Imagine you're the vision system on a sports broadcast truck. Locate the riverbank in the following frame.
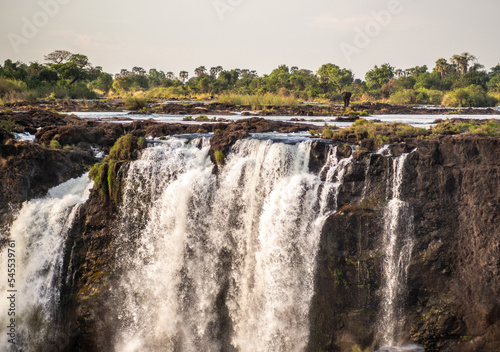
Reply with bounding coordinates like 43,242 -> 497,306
2,99 -> 500,117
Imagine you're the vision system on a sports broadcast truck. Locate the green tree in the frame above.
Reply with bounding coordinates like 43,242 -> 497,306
90,72 -> 113,92
147,68 -> 166,87
435,58 -> 454,81
179,71 -> 189,83
194,66 -> 207,77
365,64 -> 394,90
317,63 -> 353,93
451,52 -> 477,75
113,75 -> 134,92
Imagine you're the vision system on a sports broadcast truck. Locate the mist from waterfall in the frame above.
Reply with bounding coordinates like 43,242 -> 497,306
0,174 -> 93,351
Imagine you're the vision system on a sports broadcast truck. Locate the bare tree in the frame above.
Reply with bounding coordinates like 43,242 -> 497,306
44,50 -> 72,64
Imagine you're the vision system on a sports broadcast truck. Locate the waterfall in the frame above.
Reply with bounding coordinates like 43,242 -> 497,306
111,137 -> 351,352
378,153 -> 415,348
0,174 -> 93,351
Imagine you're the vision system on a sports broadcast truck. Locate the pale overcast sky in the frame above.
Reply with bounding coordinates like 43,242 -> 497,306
1,0 -> 499,79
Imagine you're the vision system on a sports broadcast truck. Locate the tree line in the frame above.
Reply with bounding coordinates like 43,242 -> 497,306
1,50 -> 499,106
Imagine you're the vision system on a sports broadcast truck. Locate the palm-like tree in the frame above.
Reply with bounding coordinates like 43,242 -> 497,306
210,66 -> 223,78
451,52 -> 476,75
435,58 -> 450,80
194,66 -> 207,77
179,71 -> 189,83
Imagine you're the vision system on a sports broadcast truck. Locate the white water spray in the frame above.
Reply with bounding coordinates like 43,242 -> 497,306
378,154 -> 415,347
0,174 -> 93,351
112,138 -> 351,352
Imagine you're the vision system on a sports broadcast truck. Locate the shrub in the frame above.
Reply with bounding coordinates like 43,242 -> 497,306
390,89 -> 417,105
195,115 -> 209,121
214,150 -> 225,165
89,162 -> 109,198
216,93 -> 299,109
109,134 -> 134,160
442,85 -> 498,107
137,136 -> 147,149
49,139 -> 61,149
124,96 -> 147,110
322,127 -> 333,138
182,115 -> 193,121
0,117 -> 16,133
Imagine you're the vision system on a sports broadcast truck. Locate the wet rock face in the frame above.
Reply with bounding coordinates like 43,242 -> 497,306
0,141 -> 95,227
309,136 -> 500,352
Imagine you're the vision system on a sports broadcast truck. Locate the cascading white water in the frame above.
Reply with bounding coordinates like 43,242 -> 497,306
0,174 -> 93,351
378,153 -> 415,348
111,137 -> 351,352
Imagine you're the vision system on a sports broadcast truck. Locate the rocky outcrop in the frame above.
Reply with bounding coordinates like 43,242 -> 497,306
0,140 -> 95,229
309,136 -> 500,352
5,99 -> 499,116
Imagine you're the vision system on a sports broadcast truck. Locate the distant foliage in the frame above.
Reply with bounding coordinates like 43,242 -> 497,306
2,51 -> 500,106
442,85 -> 498,107
216,93 -> 299,108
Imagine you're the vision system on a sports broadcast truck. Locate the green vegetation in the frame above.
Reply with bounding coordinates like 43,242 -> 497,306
0,116 -> 16,134
1,51 -> 500,107
441,85 -> 497,107
216,93 -> 300,108
195,115 -> 209,121
321,118 -> 500,145
124,96 -> 147,110
89,134 -> 147,203
214,150 -> 225,165
351,345 -> 370,352
137,136 -> 147,149
430,119 -> 500,136
49,139 -> 61,149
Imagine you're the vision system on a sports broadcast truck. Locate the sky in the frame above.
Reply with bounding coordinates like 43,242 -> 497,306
1,0 -> 499,80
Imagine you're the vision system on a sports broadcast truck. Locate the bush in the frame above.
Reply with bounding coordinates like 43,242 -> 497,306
442,85 -> 498,107
182,116 -> 193,121
124,96 -> 147,110
49,139 -> 61,149
145,86 -> 184,100
390,89 -> 416,105
214,150 -> 225,165
195,115 -> 209,121
0,78 -> 28,103
109,134 -> 134,160
0,117 -> 16,133
216,93 -> 299,109
137,136 -> 147,149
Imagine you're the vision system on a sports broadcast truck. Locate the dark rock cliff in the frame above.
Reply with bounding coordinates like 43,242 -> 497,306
308,136 -> 500,352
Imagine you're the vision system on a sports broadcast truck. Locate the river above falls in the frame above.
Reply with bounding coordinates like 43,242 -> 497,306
68,111 -> 500,129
